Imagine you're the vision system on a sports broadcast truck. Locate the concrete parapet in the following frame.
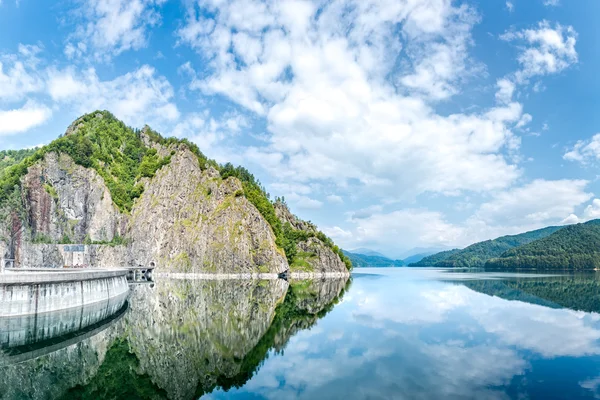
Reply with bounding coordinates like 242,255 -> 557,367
0,269 -> 129,317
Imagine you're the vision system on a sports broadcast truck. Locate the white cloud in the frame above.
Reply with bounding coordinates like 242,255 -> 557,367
561,198 -> 600,224
331,179 -> 591,253
470,179 -> 591,228
495,78 -> 515,104
506,1 -> 514,12
543,0 -> 560,6
326,194 -> 343,204
501,20 -> 578,83
564,133 -> 600,164
47,65 -> 179,128
0,44 -> 45,101
65,0 -> 166,60
329,208 -> 464,254
0,102 -> 52,135
287,192 -> 323,210
178,0 -> 524,200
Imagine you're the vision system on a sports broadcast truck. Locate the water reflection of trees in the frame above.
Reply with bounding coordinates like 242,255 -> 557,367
459,274 -> 600,313
0,277 -> 350,400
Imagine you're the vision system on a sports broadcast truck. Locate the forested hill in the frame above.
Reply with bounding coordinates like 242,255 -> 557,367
408,249 -> 461,267
343,251 -> 404,268
486,220 -> 600,269
0,111 -> 351,273
414,226 -> 562,268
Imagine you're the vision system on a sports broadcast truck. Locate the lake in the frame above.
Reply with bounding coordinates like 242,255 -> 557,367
2,268 -> 600,399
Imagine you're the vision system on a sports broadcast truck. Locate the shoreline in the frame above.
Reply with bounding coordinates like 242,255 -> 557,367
153,271 -> 350,280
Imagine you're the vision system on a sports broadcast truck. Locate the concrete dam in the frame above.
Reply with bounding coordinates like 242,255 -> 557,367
0,269 -> 129,317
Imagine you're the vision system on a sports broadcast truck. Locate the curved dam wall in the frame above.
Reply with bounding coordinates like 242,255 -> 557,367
0,269 -> 129,317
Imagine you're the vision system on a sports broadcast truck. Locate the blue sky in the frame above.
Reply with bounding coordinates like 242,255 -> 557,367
1,0 -> 600,257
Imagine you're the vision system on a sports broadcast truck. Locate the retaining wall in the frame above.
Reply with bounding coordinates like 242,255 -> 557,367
0,269 -> 129,317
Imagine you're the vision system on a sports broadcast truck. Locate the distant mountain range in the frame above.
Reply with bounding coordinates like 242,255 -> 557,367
410,220 -> 600,270
342,250 -> 404,268
347,248 -> 388,258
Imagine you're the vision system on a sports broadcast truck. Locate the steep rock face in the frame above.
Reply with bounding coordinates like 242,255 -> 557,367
274,200 -> 317,233
126,149 -> 288,273
296,237 -> 348,274
275,201 -> 348,274
21,152 -> 122,243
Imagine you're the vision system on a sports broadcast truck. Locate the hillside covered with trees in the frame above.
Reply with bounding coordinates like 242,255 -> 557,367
429,226 -> 563,268
408,249 -> 461,267
342,251 -> 404,268
486,220 -> 600,269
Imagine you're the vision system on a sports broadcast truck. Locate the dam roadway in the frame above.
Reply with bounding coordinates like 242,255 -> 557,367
0,269 -> 130,317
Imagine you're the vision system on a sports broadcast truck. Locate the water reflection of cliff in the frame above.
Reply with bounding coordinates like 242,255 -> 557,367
0,277 -> 349,400
459,274 -> 600,313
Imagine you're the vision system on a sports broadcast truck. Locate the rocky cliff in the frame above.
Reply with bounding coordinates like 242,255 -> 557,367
0,111 -> 349,275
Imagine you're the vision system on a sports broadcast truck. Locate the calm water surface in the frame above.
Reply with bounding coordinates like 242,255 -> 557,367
3,268 -> 600,399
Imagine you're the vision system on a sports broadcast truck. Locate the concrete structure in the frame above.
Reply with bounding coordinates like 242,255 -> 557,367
0,269 -> 129,317
0,290 -> 128,366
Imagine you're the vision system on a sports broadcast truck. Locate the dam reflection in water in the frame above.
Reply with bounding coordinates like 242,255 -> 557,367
0,277 -> 350,399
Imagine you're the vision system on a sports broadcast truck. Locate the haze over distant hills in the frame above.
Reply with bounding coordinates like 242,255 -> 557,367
348,248 -> 388,258
411,221 -> 600,270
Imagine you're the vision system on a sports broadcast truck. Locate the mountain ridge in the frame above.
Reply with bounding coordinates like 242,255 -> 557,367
342,250 -> 404,268
409,226 -> 563,268
0,111 -> 351,274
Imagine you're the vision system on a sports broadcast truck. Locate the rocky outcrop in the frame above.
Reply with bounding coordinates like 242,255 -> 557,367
274,200 -> 317,233
295,237 -> 348,274
3,113 -> 346,274
126,149 -> 287,273
274,200 -> 349,275
11,148 -> 288,274
21,152 -> 123,244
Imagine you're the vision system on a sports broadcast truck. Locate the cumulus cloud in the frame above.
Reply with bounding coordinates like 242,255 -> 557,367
326,194 -> 343,204
561,198 -> 600,224
564,133 -> 600,164
168,111 -> 250,163
329,179 -> 592,253
65,0 -> 166,60
0,102 -> 52,135
470,179 -> 591,228
0,44 -> 45,101
178,0 -> 524,200
327,208 -> 464,254
501,20 -> 578,83
47,65 -> 179,128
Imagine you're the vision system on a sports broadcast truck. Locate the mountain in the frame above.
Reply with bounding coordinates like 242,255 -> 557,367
343,250 -> 404,268
403,251 -> 441,265
0,111 -> 351,274
348,248 -> 388,258
412,226 -> 562,268
408,249 -> 462,266
486,220 -> 600,269
399,246 -> 452,260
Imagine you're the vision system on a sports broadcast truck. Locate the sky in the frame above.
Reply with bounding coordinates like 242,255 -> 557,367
1,0 -> 600,258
